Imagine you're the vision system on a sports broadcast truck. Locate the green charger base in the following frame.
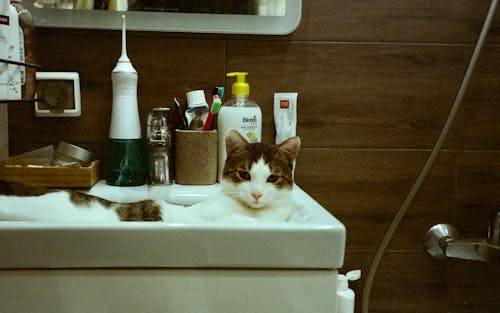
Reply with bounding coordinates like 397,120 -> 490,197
106,138 -> 146,186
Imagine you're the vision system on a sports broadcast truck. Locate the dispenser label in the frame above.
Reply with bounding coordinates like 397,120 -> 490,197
218,106 -> 261,145
0,15 -> 9,26
242,115 -> 258,125
241,115 -> 259,143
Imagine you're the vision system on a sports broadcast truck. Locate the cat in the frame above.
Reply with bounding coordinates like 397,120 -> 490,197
0,130 -> 304,223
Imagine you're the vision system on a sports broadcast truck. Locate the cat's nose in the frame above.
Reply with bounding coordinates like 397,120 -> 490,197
251,191 -> 263,201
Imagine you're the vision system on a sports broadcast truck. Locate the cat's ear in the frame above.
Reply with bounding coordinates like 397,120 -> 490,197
225,130 -> 249,155
278,137 -> 301,164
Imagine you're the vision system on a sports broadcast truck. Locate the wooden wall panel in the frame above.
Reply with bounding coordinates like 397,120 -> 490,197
458,46 -> 500,150
292,0 -> 497,44
447,261 -> 500,312
368,251 -> 449,313
227,40 -> 467,149
0,104 -> 7,159
456,151 -> 500,207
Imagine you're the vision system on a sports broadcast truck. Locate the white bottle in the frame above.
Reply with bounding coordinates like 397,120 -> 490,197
108,14 -> 141,140
0,0 -> 21,100
106,15 -> 145,186
217,72 -> 262,179
12,0 -> 37,100
336,270 -> 361,313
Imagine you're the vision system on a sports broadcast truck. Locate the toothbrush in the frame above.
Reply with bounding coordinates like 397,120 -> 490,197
211,86 -> 224,129
174,97 -> 189,130
203,87 -> 224,131
202,95 -> 220,131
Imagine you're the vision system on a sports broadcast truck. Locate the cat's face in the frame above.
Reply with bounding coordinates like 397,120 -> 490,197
221,130 -> 300,209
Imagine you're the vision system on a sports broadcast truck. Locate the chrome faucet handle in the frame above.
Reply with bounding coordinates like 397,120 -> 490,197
488,208 -> 500,245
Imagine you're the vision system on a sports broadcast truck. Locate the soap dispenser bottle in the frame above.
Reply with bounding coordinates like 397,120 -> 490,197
0,0 -> 21,100
106,15 -> 145,186
217,72 -> 262,178
336,270 -> 361,313
11,0 -> 37,100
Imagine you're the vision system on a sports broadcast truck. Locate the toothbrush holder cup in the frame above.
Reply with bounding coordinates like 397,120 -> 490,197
175,129 -> 218,185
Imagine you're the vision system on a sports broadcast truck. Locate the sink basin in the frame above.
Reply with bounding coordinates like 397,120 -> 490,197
0,182 -> 345,269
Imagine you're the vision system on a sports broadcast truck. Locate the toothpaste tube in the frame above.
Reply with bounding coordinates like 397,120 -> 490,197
273,92 -> 298,144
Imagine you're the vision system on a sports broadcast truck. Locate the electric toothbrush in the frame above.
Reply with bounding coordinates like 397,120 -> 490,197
106,15 -> 145,186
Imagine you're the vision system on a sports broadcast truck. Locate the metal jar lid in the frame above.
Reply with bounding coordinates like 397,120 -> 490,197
52,141 -> 95,167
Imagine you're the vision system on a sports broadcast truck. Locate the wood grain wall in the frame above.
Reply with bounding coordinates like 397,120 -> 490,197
0,104 -> 7,159
7,1 -> 500,312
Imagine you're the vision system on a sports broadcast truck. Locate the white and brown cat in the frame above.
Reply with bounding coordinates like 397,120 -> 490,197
0,130 -> 302,223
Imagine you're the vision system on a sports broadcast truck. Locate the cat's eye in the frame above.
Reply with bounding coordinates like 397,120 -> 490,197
238,170 -> 251,181
267,175 -> 279,183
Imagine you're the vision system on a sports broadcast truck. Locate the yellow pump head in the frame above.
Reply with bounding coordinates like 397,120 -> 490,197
227,72 -> 249,96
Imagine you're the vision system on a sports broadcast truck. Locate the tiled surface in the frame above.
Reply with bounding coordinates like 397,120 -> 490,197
7,1 -> 500,312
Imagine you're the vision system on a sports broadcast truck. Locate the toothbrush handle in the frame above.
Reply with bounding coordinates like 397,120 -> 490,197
203,111 -> 213,131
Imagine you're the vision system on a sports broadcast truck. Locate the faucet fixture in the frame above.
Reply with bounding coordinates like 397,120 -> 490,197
425,208 -> 500,264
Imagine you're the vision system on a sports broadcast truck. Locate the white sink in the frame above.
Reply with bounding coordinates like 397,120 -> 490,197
0,182 -> 345,269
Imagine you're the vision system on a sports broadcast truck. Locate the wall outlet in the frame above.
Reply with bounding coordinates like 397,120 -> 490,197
35,72 -> 81,117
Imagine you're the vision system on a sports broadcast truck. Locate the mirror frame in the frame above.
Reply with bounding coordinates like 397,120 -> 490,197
26,0 -> 302,35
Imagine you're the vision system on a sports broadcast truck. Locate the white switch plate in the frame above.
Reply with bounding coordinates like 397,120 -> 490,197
35,72 -> 81,117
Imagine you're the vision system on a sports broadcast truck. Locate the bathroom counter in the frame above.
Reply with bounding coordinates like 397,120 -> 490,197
0,182 -> 345,269
0,182 -> 345,313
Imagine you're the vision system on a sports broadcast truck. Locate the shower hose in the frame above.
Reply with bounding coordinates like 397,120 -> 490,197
362,1 -> 499,312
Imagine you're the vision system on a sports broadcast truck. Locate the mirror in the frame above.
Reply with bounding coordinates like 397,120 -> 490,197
25,0 -> 302,34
